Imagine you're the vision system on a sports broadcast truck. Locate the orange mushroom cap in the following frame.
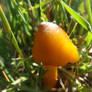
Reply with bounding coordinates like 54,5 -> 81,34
32,22 -> 79,66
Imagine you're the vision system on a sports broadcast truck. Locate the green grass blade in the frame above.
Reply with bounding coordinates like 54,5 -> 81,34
86,0 -> 92,25
0,6 -> 23,58
86,32 -> 92,49
59,0 -> 92,32
18,7 -> 27,24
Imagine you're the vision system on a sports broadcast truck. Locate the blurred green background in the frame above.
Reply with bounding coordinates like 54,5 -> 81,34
0,0 -> 92,92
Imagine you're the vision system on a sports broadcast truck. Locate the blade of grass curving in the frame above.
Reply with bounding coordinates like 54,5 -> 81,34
17,7 -> 27,24
86,32 -> 92,49
59,0 -> 92,32
86,0 -> 92,25
0,6 -> 23,57
0,59 -> 14,82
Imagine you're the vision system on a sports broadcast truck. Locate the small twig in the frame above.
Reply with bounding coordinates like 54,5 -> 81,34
0,67 -> 10,82
0,59 -> 14,82
69,22 -> 78,37
2,70 -> 10,82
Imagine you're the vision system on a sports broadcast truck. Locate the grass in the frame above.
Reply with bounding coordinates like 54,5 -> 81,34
0,0 -> 92,92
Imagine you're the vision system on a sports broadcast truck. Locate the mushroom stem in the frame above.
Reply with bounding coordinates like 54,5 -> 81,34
43,66 -> 58,88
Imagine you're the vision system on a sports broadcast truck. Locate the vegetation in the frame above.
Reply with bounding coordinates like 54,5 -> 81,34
0,0 -> 92,92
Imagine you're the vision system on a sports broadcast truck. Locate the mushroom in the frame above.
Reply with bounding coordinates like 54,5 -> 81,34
32,22 -> 79,88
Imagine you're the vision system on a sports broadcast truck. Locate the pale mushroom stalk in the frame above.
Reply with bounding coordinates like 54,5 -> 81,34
43,66 -> 58,88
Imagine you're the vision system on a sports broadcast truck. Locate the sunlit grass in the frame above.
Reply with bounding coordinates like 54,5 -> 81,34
0,0 -> 92,92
